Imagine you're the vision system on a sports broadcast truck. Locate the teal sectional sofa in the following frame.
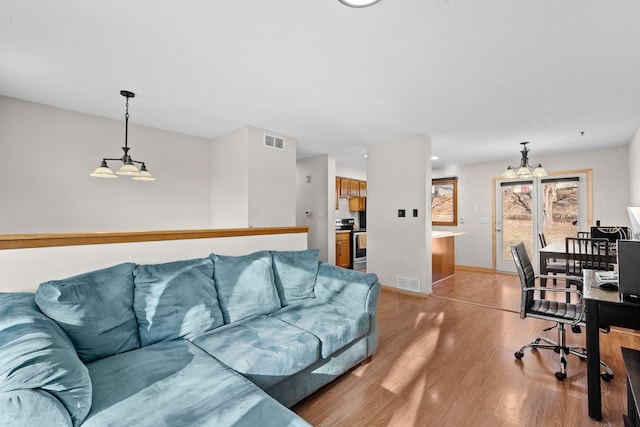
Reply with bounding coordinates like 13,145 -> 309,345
0,249 -> 380,427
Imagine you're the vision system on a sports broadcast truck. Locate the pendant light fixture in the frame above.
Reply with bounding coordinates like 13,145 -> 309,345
502,142 -> 547,179
338,0 -> 381,7
90,90 -> 155,181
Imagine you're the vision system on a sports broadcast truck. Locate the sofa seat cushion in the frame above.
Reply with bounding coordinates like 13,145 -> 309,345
134,258 -> 224,346
191,316 -> 320,389
271,300 -> 370,358
271,249 -> 319,306
210,251 -> 281,323
35,263 -> 139,363
84,340 -> 311,427
0,293 -> 93,427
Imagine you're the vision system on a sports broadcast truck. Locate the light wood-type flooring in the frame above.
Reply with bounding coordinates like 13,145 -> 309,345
292,268 -> 640,426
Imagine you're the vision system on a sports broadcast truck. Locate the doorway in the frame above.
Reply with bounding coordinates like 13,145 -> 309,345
494,171 -> 591,273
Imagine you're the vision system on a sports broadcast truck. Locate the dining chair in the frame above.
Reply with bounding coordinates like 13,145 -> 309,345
511,242 -> 613,381
564,237 -> 614,302
538,232 -> 564,285
577,231 -> 590,238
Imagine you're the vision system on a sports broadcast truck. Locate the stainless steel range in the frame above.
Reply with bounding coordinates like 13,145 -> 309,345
351,229 -> 366,271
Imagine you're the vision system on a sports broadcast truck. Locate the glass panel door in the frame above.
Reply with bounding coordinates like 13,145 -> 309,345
540,177 -> 580,245
496,181 -> 536,272
495,172 -> 588,273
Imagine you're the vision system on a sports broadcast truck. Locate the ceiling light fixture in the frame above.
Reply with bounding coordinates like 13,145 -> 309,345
90,90 -> 155,181
502,142 -> 547,179
338,0 -> 381,8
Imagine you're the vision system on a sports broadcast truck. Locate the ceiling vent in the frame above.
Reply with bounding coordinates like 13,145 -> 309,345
264,134 -> 285,150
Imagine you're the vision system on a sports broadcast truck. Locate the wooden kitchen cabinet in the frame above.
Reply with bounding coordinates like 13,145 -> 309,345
339,178 -> 351,198
336,177 -> 367,211
359,181 -> 366,197
349,180 -> 359,197
336,232 -> 351,268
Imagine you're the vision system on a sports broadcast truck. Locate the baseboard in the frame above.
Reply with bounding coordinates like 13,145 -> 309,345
380,284 -> 429,299
455,265 -> 497,274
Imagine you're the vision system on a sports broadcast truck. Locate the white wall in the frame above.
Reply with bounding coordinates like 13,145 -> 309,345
0,232 -> 308,293
210,127 -> 249,227
296,155 -> 335,263
433,144 -> 630,269
367,134 -> 432,294
0,96 -> 212,233
210,125 -> 297,228
336,165 -> 366,181
247,126 -> 296,227
630,127 -> 640,206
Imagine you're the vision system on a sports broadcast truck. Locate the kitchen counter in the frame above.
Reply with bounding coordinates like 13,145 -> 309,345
432,230 -> 465,283
432,230 -> 465,239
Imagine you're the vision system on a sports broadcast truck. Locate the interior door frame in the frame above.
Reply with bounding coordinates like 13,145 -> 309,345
491,169 -> 593,272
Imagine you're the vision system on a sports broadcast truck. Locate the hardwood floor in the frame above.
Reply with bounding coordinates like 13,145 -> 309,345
292,269 -> 640,426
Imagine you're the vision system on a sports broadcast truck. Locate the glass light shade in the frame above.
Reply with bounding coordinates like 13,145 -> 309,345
532,165 -> 547,177
132,170 -> 155,181
116,163 -> 141,176
338,0 -> 381,7
90,166 -> 117,178
502,167 -> 517,179
516,166 -> 532,177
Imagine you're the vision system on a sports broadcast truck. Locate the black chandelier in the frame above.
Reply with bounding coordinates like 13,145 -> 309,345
502,142 -> 547,179
90,90 -> 155,181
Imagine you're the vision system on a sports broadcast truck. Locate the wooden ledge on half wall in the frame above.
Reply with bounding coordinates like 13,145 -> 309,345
0,227 -> 310,250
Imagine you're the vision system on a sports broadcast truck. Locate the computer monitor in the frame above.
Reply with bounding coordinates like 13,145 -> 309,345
590,225 -> 631,242
618,240 -> 640,301
628,206 -> 640,240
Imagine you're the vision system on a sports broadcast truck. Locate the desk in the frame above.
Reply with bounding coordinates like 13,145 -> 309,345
584,270 -> 640,420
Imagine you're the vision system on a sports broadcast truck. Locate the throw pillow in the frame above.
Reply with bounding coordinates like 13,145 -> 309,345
210,251 -> 280,323
271,249 -> 319,306
133,258 -> 224,346
35,263 -> 139,363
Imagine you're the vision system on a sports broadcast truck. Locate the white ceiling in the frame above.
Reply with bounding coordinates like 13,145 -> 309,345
2,0 -> 640,171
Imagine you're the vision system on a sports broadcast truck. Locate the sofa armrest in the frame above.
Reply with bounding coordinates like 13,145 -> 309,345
314,263 -> 381,356
0,293 -> 92,427
314,262 -> 379,313
0,389 -> 73,427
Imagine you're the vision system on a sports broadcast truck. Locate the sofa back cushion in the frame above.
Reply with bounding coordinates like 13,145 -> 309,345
0,293 -> 92,426
271,249 -> 319,306
210,251 -> 280,323
133,258 -> 224,346
35,263 -> 139,363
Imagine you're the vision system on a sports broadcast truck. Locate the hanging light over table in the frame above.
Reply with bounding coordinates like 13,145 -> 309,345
502,142 -> 547,179
90,90 -> 155,181
338,0 -> 381,7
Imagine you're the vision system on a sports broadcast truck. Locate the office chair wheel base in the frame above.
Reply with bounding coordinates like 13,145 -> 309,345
555,371 -> 567,381
514,351 -> 524,360
601,372 -> 613,382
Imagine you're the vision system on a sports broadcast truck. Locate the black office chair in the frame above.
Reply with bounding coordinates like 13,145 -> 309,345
511,242 -> 613,381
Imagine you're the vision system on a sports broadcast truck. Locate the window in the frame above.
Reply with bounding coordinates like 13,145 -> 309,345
432,177 -> 458,226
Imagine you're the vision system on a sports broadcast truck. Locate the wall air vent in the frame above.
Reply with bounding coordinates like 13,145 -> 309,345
397,276 -> 421,292
264,134 -> 285,150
